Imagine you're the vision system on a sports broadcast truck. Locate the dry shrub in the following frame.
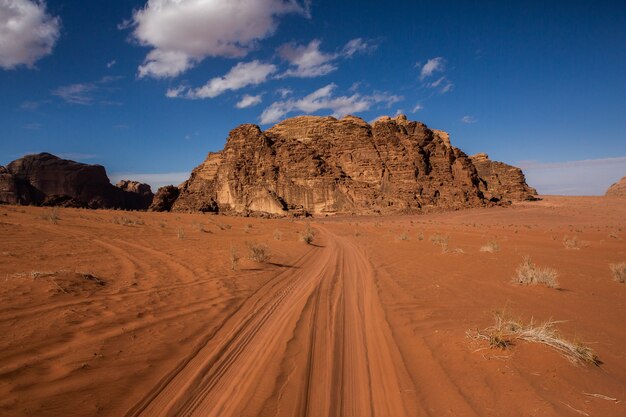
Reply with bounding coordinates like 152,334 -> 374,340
300,225 -> 316,245
177,228 -> 185,240
469,312 -> 600,366
430,233 -> 449,253
417,231 -> 424,241
247,242 -> 271,263
273,229 -> 283,240
41,208 -> 60,224
398,231 -> 409,241
230,246 -> 240,270
480,239 -> 500,253
609,262 -> 626,283
562,235 -> 580,250
513,257 -> 559,288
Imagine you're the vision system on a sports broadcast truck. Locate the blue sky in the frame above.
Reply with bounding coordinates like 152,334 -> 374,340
1,0 -> 625,194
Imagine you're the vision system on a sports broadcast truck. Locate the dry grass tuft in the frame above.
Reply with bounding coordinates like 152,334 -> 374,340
273,229 -> 283,241
469,312 -> 600,366
398,231 -> 409,241
430,233 -> 449,253
300,225 -> 316,245
562,235 -> 580,250
41,208 -> 60,224
230,245 -> 240,270
247,242 -> 271,263
417,231 -> 424,241
513,257 -> 559,288
609,262 -> 626,283
480,239 -> 500,253
177,228 -> 185,240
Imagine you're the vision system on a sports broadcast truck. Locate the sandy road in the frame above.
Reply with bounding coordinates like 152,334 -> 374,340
126,227 -> 418,417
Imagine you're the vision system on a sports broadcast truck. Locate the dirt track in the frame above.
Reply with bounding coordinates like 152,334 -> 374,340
1,197 -> 625,416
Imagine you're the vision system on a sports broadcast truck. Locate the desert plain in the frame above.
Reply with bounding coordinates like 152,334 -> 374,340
0,196 -> 625,417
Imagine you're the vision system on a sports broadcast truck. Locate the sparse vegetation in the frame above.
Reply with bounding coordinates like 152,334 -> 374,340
230,245 -> 240,270
480,239 -> 500,253
416,231 -> 424,241
273,229 -> 283,240
112,216 -> 144,226
468,312 -> 600,366
177,228 -> 185,240
41,208 -> 60,224
247,242 -> 271,263
300,225 -> 316,245
562,235 -> 580,250
513,257 -> 559,288
609,262 -> 626,283
430,233 -> 449,253
398,231 -> 409,241
244,223 -> 253,233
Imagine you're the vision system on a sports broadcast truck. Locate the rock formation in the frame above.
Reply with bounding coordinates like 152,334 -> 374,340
116,180 -> 154,210
0,153 -> 153,209
470,153 -> 537,202
172,115 -> 533,215
605,176 -> 626,197
149,185 -> 180,212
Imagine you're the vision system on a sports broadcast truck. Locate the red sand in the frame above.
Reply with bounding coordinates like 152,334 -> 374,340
0,196 -> 624,416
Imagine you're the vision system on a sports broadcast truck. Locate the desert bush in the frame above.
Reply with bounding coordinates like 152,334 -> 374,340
513,257 -> 559,288
244,223 -> 253,233
468,312 -> 600,366
247,242 -> 271,263
609,262 -> 626,283
230,246 -> 240,270
562,235 -> 580,250
398,231 -> 409,241
417,231 -> 424,241
430,233 -> 449,253
480,239 -> 500,253
41,208 -> 60,224
273,229 -> 283,240
177,228 -> 185,240
300,225 -> 316,245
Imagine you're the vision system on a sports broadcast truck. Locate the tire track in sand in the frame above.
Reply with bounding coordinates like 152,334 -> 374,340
126,227 -> 419,417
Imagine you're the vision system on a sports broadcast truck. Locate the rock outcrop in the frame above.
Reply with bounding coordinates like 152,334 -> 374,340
605,176 -> 626,197
0,153 -> 153,209
149,185 -> 180,212
116,180 -> 154,210
470,153 -> 537,202
173,115 -> 533,215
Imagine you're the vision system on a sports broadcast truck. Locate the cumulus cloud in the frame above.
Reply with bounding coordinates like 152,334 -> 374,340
278,38 -> 377,78
0,0 -> 60,69
167,60 -> 276,99
128,0 -> 308,78
236,94 -> 263,109
278,39 -> 338,78
276,87 -> 292,98
461,115 -> 476,123
259,83 -> 402,124
419,57 -> 445,80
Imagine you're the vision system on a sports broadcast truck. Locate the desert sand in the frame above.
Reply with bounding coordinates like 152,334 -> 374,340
0,196 -> 625,416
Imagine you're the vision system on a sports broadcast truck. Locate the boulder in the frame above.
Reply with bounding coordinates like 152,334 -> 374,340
470,153 -> 537,202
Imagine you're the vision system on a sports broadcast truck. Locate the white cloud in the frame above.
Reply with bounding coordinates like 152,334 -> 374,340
109,172 -> 191,189
260,83 -> 402,125
106,60 -> 116,68
167,60 -> 276,99
0,0 -> 60,69
276,87 -> 292,98
341,38 -> 377,57
420,57 -> 445,80
461,115 -> 476,123
411,103 -> 423,113
128,0 -> 307,78
236,94 -> 263,109
278,39 -> 338,78
518,156 -> 626,196
52,76 -> 123,105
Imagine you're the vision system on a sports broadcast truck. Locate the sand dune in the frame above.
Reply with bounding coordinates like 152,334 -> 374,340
1,196 -> 625,416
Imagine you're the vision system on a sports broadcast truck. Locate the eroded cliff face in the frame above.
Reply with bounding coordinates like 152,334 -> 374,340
605,176 -> 626,197
173,115 -> 493,215
470,153 -> 537,202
